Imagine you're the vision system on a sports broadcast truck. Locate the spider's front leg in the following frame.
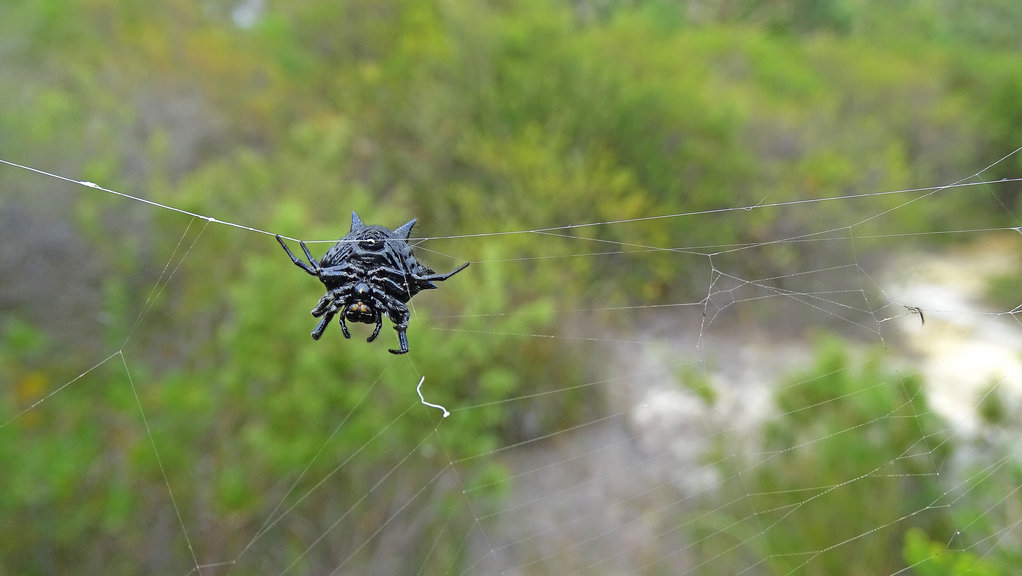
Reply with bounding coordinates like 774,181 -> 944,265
275,234 -> 322,277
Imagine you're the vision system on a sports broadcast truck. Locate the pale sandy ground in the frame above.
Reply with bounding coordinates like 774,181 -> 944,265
882,233 -> 1022,437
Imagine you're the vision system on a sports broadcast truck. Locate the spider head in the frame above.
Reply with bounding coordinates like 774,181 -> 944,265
344,282 -> 377,324
345,302 -> 376,324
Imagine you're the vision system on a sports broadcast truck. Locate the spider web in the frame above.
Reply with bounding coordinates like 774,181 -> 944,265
3,145 -> 1022,576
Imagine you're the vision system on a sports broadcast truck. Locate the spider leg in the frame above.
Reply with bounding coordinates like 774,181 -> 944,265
370,274 -> 412,298
299,241 -> 320,271
317,263 -> 360,281
275,235 -> 321,276
310,294 -> 346,340
387,307 -> 410,355
389,324 -> 409,354
413,261 -> 470,283
369,262 -> 468,298
366,310 -> 383,343
338,313 -> 352,339
366,263 -> 448,285
311,293 -> 335,317
311,309 -> 335,340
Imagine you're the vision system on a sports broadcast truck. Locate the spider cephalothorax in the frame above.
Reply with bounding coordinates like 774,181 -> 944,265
275,212 -> 469,354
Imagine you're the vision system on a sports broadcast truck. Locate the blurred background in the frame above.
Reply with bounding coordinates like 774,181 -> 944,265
2,0 -> 1022,574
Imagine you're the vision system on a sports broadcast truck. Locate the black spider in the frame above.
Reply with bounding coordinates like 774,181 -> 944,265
275,212 -> 469,354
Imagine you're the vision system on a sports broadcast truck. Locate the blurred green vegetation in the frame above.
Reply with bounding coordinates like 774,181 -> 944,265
903,527 -> 1004,576
3,0 -> 1022,573
696,337 -> 1021,574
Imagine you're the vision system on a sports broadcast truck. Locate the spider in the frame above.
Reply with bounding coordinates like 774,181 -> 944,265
275,212 -> 469,354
